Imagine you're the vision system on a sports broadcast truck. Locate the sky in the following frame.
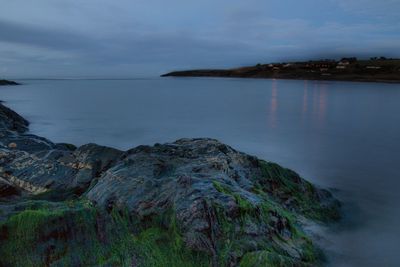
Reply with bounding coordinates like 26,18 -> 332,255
0,0 -> 399,78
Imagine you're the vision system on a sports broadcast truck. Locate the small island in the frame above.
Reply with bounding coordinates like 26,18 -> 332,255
162,57 -> 400,83
0,101 -> 340,266
0,79 -> 19,86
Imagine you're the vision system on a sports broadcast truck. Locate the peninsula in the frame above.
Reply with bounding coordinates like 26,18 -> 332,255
0,79 -> 19,86
162,57 -> 400,83
0,101 -> 340,266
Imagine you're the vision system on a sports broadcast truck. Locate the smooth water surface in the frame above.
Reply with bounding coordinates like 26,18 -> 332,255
2,78 -> 400,266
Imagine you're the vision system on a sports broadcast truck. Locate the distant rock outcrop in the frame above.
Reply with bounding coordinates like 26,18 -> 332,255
0,79 -> 19,86
0,101 -> 340,266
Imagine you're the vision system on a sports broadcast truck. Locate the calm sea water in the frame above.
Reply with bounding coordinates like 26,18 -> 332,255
2,78 -> 400,266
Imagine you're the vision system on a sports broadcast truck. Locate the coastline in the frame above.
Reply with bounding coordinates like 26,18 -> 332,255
162,71 -> 400,84
162,59 -> 400,84
0,79 -> 19,86
0,101 -> 341,266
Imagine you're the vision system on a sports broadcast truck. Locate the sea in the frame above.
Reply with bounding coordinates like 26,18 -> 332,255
2,77 -> 400,266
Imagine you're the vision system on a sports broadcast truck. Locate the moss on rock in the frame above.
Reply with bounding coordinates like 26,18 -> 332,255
0,200 -> 212,267
257,160 -> 341,222
0,200 -> 136,266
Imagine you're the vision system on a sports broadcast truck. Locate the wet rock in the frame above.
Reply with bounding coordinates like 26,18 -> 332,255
0,177 -> 21,199
7,142 -> 17,149
0,102 -> 28,133
85,138 -> 339,265
0,101 -> 340,267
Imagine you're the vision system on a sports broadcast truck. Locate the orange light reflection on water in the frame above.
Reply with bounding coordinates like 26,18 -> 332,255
268,79 -> 278,128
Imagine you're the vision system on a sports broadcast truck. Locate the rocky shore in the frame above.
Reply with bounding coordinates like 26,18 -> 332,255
0,101 -> 340,266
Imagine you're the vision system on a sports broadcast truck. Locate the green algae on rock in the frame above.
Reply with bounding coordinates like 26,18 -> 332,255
0,101 -> 340,266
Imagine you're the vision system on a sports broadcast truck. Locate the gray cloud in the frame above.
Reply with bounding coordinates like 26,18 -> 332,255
0,19 -> 99,53
332,0 -> 400,17
0,1 -> 399,78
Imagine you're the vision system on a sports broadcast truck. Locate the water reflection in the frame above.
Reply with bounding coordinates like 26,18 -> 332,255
268,79 -> 278,128
312,84 -> 319,119
301,82 -> 328,127
317,83 -> 327,126
302,80 -> 309,117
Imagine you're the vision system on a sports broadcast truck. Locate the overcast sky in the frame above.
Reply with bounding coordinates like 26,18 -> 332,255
0,0 -> 399,78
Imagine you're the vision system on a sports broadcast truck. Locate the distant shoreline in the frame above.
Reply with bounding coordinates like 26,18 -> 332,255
162,58 -> 400,84
163,73 -> 400,84
0,79 -> 19,86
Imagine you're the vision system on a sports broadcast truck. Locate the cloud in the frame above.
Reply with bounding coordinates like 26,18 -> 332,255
0,20 -> 96,52
0,1 -> 399,77
332,0 -> 400,18
0,16 -> 260,77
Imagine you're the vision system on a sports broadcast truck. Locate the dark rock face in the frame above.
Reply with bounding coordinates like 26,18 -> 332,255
0,101 -> 340,266
0,102 -> 28,133
0,177 -> 21,199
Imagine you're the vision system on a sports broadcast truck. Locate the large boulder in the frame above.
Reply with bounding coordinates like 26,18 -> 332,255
0,102 -> 340,267
86,138 -> 339,266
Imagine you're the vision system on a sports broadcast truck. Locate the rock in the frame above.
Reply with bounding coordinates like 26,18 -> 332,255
7,142 -> 17,149
0,79 -> 19,86
0,101 -> 340,267
0,177 -> 21,199
0,102 -> 29,133
85,138 -> 340,265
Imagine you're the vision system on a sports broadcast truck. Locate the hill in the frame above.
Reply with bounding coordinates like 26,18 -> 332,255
162,57 -> 400,83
